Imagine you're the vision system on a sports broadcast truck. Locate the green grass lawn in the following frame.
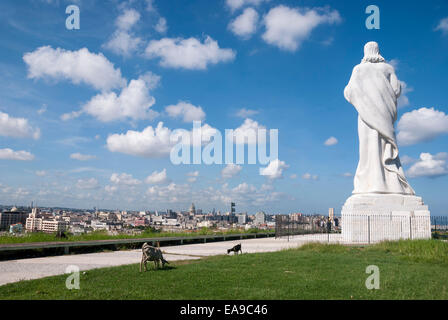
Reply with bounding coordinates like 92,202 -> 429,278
1,240 -> 447,300
0,228 -> 269,244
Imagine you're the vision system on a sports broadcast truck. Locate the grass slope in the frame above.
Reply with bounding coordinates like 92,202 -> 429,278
1,240 -> 447,300
0,228 -> 268,244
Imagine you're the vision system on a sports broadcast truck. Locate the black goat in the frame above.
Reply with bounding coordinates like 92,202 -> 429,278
227,243 -> 242,255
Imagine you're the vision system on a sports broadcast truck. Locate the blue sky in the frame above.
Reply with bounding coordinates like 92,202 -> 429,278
0,0 -> 447,215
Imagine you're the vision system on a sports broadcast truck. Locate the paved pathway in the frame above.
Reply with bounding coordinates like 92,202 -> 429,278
0,234 -> 342,286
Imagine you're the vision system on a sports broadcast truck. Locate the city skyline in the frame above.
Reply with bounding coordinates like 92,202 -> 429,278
0,202 -> 291,216
0,0 -> 448,215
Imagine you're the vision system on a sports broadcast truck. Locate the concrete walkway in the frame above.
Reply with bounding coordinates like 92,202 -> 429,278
0,234 -> 342,286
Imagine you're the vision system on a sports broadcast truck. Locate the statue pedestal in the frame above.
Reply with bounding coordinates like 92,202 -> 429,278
341,194 -> 431,243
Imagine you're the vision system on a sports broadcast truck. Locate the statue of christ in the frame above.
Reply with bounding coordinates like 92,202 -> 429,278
344,41 -> 414,195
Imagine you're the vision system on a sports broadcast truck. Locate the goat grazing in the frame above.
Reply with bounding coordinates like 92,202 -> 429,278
227,243 -> 242,255
140,242 -> 169,272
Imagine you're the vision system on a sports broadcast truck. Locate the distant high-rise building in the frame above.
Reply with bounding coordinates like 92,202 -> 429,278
254,211 -> 266,225
238,213 -> 247,225
189,203 -> 196,215
26,208 -> 43,232
167,209 -> 177,219
0,208 -> 28,231
230,202 -> 235,215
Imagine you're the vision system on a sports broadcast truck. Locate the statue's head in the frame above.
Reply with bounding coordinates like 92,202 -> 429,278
362,41 -> 385,63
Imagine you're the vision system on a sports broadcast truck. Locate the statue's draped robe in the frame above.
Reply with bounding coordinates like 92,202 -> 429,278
344,62 -> 415,195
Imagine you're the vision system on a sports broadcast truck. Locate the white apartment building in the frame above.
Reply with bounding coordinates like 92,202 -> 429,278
254,211 -> 266,225
197,220 -> 214,228
26,208 -> 42,232
25,208 -> 68,233
42,220 -> 68,233
26,216 -> 43,231
91,220 -> 109,231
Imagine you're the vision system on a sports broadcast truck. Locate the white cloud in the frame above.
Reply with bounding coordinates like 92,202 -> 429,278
105,185 -> 118,193
0,148 -> 34,161
231,182 -> 256,194
76,178 -> 99,189
61,110 -> 83,121
3,187 -> 30,199
37,105 -> 47,115
165,101 -> 206,122
407,153 -> 448,178
398,81 -> 413,108
104,9 -> 142,56
187,171 -> 199,177
228,7 -> 259,39
324,136 -> 338,146
342,172 -> 352,177
104,31 -> 142,57
69,167 -> 102,174
0,111 -> 40,139
106,122 -> 217,158
110,173 -> 141,186
389,59 -> 399,70
236,108 -> 259,118
145,182 -> 190,202
397,107 -> 448,146
116,8 -> 140,30
290,174 -> 297,179
217,182 -> 284,207
139,71 -> 161,90
35,170 -> 47,176
77,74 -> 157,122
145,169 -> 169,184
302,173 -> 318,180
260,183 -> 274,191
262,5 -> 341,51
56,136 -> 91,147
259,159 -> 288,179
141,0 -> 168,33
226,0 -> 269,12
145,0 -> 155,12
107,122 -> 173,158
23,46 -> 125,91
221,164 -> 242,179
435,17 -> 448,34
400,155 -> 416,166
70,153 -> 96,161
145,36 -> 236,70
234,118 -> 265,144
155,17 -> 167,33
436,152 -> 448,160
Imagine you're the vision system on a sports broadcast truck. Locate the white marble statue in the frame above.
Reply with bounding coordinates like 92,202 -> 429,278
344,41 -> 414,195
341,42 -> 430,243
